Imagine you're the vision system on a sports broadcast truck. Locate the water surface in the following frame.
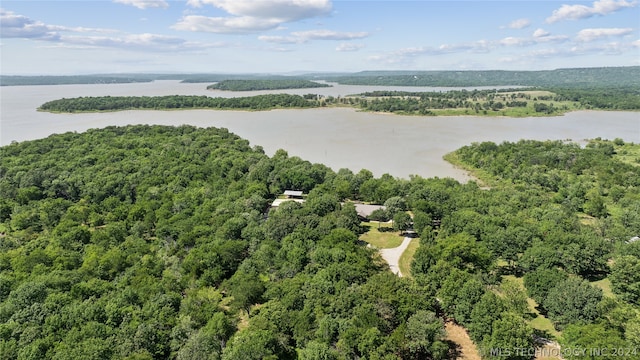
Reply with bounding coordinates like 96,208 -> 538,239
2,81 -> 638,181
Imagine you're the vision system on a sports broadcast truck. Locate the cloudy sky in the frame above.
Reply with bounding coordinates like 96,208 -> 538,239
1,0 -> 638,74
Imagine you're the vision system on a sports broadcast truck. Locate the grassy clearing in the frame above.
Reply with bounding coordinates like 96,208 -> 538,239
360,222 -> 403,248
591,278 -> 615,298
501,275 -> 561,340
398,238 -> 420,278
614,142 -> 640,167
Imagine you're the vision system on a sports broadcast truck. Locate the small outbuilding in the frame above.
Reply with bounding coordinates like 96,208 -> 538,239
283,190 -> 304,199
270,190 -> 306,209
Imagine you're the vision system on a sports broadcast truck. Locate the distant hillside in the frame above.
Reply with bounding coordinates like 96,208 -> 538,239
3,67 -> 639,87
322,67 -> 640,88
0,75 -> 152,86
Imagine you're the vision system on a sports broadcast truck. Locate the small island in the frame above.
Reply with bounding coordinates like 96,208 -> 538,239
37,94 -> 317,113
206,79 -> 331,91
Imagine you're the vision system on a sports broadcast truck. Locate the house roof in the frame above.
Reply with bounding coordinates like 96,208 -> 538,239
352,203 -> 386,218
271,198 -> 305,207
284,190 -> 304,197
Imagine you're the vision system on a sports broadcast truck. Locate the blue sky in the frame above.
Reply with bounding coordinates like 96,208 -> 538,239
1,0 -> 638,74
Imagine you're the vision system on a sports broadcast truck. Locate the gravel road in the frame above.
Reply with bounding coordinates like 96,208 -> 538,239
379,236 -> 412,277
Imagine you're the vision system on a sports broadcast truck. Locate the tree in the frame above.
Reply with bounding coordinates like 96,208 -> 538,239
411,211 -> 433,239
298,341 -> 338,360
543,277 -> 602,329
226,272 -> 265,316
610,255 -> 640,304
434,233 -> 492,273
369,208 -> 390,222
500,278 -> 529,316
393,212 -> 412,235
523,267 -> 568,305
384,196 -> 407,217
437,268 -> 473,315
519,242 -> 560,272
583,190 -> 608,218
402,310 -> 448,360
454,278 -> 486,326
483,312 -> 533,360
561,323 -> 627,360
221,329 -> 293,360
627,312 -> 640,348
175,313 -> 233,360
468,292 -> 506,343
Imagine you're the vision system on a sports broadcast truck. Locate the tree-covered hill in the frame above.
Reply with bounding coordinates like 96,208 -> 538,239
0,75 -> 153,86
2,126 -> 640,359
4,66 -> 639,88
326,66 -> 640,88
0,125 -> 446,359
207,79 -> 330,91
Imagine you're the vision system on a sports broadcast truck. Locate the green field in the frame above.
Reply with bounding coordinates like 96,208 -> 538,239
359,221 -> 403,248
591,278 -> 615,298
398,238 -> 420,278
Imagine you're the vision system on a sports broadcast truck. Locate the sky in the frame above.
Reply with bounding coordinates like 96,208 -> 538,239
1,0 -> 639,75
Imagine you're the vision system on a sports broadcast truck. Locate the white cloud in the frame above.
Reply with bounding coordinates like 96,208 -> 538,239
60,33 -> 221,52
336,42 -> 364,52
0,9 -> 60,40
173,15 -> 282,34
177,0 -> 332,34
507,18 -> 531,29
531,29 -> 570,43
0,9 -> 113,40
0,9 -> 220,52
113,0 -> 169,9
533,28 -> 550,38
193,0 -> 331,21
257,35 -> 299,44
500,37 -> 534,47
295,29 -> 368,41
259,29 -> 369,44
546,0 -> 638,23
576,27 -> 634,41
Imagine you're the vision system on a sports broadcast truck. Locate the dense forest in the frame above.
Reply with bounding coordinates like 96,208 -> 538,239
207,80 -> 330,91
327,67 -> 640,88
38,94 -> 316,113
1,126 -> 639,359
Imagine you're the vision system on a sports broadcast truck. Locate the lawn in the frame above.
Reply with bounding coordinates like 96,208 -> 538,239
591,278 -> 615,298
359,221 -> 403,248
398,238 -> 420,278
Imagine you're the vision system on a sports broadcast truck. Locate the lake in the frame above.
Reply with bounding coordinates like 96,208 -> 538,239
1,81 -> 639,181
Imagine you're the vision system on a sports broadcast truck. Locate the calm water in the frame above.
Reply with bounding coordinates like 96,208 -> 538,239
1,81 -> 639,181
